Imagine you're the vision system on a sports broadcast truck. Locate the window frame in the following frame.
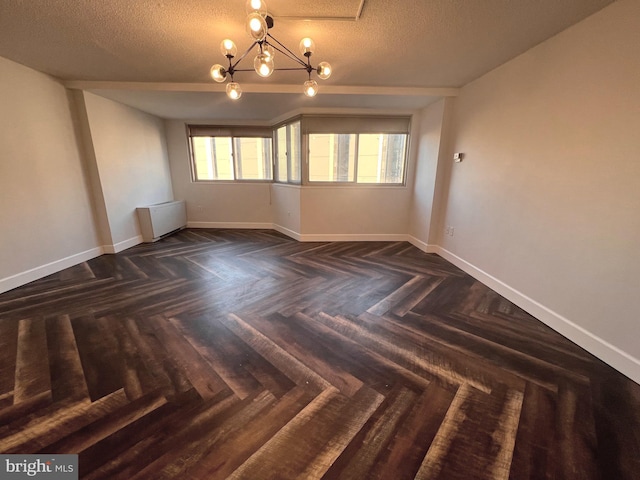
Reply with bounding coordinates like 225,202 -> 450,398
186,115 -> 411,186
187,125 -> 274,183
273,119 -> 302,185
302,115 -> 411,187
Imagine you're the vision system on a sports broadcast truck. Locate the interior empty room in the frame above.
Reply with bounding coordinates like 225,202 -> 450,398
0,0 -> 639,478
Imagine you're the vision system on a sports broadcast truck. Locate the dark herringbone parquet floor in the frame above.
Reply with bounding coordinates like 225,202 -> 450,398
0,229 -> 639,479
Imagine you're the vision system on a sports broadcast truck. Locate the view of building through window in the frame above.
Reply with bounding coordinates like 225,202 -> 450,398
275,121 -> 301,183
192,137 -> 233,180
188,117 -> 408,185
191,136 -> 272,181
234,138 -> 272,180
308,133 -> 406,184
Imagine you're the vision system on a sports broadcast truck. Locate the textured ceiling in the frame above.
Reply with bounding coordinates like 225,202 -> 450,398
268,0 -> 364,19
0,0 -> 616,119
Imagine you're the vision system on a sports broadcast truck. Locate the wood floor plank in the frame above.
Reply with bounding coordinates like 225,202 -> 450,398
41,390 -> 168,454
240,312 -> 365,397
148,315 -> 228,400
291,311 -> 433,393
414,383 -> 474,480
223,313 -> 332,393
0,389 -> 129,453
317,312 -> 493,393
369,382 -> 456,480
508,382 -> 558,480
324,384 -> 418,479
0,317 -> 19,398
70,315 -> 123,402
166,314 -> 264,400
14,317 -> 51,404
46,315 -> 90,402
227,386 -> 383,480
0,229 -> 638,479
186,387 -> 315,480
129,390 -> 277,480
78,389 -> 222,479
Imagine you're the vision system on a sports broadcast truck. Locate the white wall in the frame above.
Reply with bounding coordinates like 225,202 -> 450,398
300,186 -> 410,241
165,117 -> 417,239
0,57 -> 100,293
81,92 -> 174,251
439,0 -> 640,381
409,99 -> 446,248
165,120 -> 273,229
272,184 -> 301,238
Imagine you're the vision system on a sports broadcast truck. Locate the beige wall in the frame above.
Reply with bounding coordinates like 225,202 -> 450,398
0,57 -> 100,292
166,117 -> 417,239
409,99 -> 446,247
300,186 -> 410,239
81,92 -> 174,250
439,0 -> 640,378
271,184 -> 301,237
165,120 -> 273,227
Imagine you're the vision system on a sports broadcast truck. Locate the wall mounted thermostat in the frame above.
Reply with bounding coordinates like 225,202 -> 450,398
453,152 -> 464,162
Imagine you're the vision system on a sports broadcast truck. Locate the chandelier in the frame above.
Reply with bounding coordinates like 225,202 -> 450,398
209,0 -> 332,100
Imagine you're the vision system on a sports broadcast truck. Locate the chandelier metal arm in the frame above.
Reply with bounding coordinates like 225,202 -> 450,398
229,40 -> 260,75
210,0 -> 331,99
266,34 -> 308,68
233,67 -> 309,72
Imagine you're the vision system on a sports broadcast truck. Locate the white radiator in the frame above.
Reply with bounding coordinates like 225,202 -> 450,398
136,200 -> 187,242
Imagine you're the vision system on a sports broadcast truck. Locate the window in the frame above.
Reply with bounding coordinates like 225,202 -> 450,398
304,116 -> 410,185
188,126 -> 272,181
274,120 -> 301,184
187,116 -> 410,185
308,134 -> 356,182
356,134 -> 406,184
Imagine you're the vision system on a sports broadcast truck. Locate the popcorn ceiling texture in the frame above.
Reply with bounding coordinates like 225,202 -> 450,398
0,0 -> 613,87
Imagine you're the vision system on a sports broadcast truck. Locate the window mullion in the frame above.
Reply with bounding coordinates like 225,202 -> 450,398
286,124 -> 292,183
210,138 -> 217,180
353,135 -> 360,183
231,137 -> 239,180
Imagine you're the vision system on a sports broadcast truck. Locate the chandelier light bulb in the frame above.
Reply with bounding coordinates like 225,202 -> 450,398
220,39 -> 237,57
299,37 -> 315,56
246,12 -> 268,40
212,6 -> 331,99
263,44 -> 275,60
303,80 -> 318,97
254,53 -> 274,77
316,61 -> 332,80
210,64 -> 227,83
246,0 -> 267,16
226,82 -> 242,100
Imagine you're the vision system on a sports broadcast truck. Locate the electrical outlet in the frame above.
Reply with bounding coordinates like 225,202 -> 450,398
450,227 -> 454,237
196,205 -> 203,213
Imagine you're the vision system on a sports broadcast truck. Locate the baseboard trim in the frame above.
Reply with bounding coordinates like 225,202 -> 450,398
0,247 -> 103,294
298,233 -> 409,242
435,246 -> 640,385
103,235 -> 143,254
191,223 -> 410,243
187,222 -> 273,230
272,224 -> 302,241
407,235 -> 439,254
